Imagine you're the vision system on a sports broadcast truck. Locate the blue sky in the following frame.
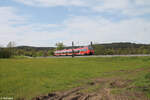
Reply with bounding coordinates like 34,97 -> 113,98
0,0 -> 150,47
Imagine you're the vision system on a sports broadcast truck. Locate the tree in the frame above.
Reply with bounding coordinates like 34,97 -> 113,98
106,49 -> 115,55
92,44 -> 105,55
55,42 -> 64,50
0,48 -> 12,58
48,50 -> 54,56
43,51 -> 48,57
31,49 -> 36,57
36,51 -> 44,57
17,49 -> 25,56
7,41 -> 16,48
7,41 -> 16,56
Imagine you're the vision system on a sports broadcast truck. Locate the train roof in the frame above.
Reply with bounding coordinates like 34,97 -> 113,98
55,46 -> 91,52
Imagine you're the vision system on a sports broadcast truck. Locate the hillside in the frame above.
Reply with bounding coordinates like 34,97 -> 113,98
1,42 -> 150,57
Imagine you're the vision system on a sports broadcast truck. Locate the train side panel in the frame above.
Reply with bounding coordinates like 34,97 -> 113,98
54,46 -> 94,56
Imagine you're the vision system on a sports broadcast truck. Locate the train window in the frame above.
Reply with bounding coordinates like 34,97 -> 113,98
84,49 -> 87,51
68,51 -> 72,53
80,49 -> 87,51
74,50 -> 79,53
88,46 -> 93,50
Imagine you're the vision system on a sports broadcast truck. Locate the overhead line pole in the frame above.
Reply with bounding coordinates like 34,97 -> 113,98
72,41 -> 74,58
90,41 -> 93,46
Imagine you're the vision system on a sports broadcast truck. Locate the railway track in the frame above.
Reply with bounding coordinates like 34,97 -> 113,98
36,54 -> 150,58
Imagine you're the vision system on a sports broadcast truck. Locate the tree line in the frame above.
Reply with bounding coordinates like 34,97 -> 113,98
92,42 -> 150,55
0,42 -> 16,58
0,42 -> 150,58
0,42 -> 54,58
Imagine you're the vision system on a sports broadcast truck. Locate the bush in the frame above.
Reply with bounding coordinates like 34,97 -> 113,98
0,48 -> 12,58
145,72 -> 150,80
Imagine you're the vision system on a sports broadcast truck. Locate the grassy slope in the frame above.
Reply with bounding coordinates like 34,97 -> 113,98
0,57 -> 150,99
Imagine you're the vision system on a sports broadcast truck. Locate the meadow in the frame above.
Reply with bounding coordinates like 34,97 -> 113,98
0,57 -> 150,100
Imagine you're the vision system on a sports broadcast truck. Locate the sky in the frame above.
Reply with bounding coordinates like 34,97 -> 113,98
0,0 -> 150,47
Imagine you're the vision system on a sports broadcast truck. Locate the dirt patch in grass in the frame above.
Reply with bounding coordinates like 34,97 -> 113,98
32,79 -> 149,100
32,68 -> 150,100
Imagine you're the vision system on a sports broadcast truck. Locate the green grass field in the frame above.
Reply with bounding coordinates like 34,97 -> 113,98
0,57 -> 150,100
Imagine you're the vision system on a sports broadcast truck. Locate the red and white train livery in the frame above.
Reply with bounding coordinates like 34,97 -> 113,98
54,46 -> 94,56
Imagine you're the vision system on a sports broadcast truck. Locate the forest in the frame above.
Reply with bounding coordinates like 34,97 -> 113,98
0,42 -> 150,58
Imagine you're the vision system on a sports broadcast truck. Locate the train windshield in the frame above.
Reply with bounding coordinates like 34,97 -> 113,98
80,49 -> 87,51
88,46 -> 93,50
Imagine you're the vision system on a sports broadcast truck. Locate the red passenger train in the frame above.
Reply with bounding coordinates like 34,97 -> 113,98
54,46 -> 94,56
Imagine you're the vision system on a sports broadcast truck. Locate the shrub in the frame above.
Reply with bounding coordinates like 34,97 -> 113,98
0,48 -> 12,58
145,72 -> 150,80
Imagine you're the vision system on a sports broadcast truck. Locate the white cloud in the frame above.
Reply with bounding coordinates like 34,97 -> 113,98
0,7 -> 26,46
123,7 -> 150,16
61,16 -> 150,45
0,7 -> 62,46
0,6 -> 150,47
92,0 -> 130,11
135,0 -> 150,6
13,0 -> 150,17
91,0 -> 150,16
14,0 -> 85,7
0,7 -> 26,25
